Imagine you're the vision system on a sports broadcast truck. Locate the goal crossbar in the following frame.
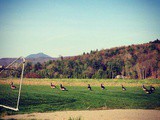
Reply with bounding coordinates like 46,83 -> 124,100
0,56 -> 25,111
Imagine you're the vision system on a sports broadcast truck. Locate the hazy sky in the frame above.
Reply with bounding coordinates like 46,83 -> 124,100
0,0 -> 160,58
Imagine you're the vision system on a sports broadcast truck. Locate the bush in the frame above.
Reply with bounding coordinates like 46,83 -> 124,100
25,72 -> 42,78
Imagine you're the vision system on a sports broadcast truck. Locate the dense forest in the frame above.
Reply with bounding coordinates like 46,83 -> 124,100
23,39 -> 160,79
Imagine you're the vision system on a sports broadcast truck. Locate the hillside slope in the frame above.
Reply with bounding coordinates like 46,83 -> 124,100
25,39 -> 160,79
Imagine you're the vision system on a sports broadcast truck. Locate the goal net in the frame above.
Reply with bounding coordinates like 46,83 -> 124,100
0,57 -> 25,111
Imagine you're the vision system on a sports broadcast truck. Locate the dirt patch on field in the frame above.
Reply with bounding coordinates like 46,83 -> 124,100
2,109 -> 160,120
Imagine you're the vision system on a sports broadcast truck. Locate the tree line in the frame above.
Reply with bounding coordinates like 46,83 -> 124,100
23,40 -> 160,79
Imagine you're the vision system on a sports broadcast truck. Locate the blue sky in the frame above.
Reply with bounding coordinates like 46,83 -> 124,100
0,0 -> 160,58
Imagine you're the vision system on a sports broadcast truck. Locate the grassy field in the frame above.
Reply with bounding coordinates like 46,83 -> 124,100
0,79 -> 160,116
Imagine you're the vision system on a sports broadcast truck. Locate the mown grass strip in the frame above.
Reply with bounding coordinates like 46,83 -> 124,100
0,78 -> 160,86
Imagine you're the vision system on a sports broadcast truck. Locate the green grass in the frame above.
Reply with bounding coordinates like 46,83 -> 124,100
0,84 -> 160,117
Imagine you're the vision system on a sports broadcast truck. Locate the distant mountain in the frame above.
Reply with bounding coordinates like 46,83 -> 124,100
26,52 -> 52,59
0,53 -> 57,66
0,58 -> 17,66
25,53 -> 56,64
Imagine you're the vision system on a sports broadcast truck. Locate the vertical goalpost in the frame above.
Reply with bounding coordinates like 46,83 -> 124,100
0,57 -> 25,111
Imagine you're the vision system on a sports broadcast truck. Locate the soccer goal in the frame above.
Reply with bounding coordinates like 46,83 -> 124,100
0,57 -> 25,111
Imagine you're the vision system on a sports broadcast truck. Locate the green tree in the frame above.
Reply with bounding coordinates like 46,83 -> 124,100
25,62 -> 32,74
34,62 -> 42,72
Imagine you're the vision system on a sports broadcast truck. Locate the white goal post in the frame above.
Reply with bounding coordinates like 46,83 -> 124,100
0,56 -> 25,111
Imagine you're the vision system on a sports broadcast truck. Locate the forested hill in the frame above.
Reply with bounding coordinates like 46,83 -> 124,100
25,39 -> 160,79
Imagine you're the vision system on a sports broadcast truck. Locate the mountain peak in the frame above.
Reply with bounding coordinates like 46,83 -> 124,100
26,53 -> 52,59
